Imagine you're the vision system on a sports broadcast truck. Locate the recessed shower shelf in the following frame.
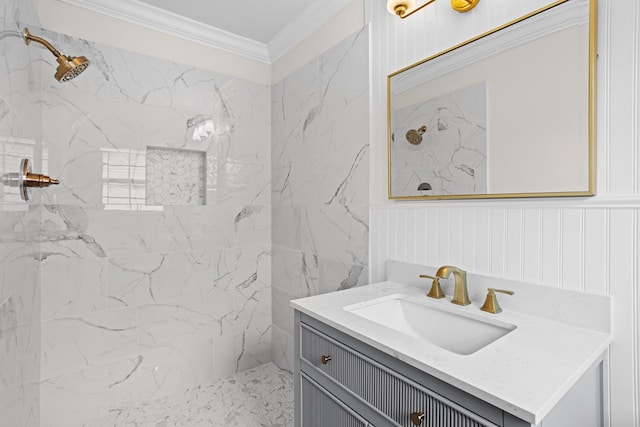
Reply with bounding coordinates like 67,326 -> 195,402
145,146 -> 206,206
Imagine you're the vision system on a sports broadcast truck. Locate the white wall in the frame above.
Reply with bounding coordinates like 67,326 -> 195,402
368,0 -> 640,425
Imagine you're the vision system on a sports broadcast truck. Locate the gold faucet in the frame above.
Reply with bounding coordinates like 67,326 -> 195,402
436,265 -> 470,306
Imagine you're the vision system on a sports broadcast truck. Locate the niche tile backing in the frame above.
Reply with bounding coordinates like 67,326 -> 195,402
146,146 -> 206,206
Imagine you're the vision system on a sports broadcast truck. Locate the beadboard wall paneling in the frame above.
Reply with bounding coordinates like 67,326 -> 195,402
371,204 -> 639,425
368,0 -> 640,424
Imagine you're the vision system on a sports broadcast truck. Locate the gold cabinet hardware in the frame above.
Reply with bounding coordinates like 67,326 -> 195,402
419,274 -> 445,299
410,411 -> 425,425
320,355 -> 332,365
480,288 -> 515,314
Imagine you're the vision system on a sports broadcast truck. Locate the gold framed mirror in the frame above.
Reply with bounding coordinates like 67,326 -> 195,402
387,0 -> 596,200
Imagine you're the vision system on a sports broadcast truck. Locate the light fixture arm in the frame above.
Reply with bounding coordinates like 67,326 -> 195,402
398,0 -> 437,18
23,28 -> 63,58
390,0 -> 480,19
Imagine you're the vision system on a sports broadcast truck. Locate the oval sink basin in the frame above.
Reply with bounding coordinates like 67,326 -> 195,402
344,295 -> 516,355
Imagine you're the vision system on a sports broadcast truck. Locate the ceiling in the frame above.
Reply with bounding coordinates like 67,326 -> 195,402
136,0 -> 323,44
59,0 -> 352,63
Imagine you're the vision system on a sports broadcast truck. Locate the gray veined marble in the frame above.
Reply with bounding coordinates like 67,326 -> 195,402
271,27 -> 369,208
270,27 -> 370,374
0,0 -> 43,424
391,82 -> 487,196
1,0 -> 371,420
35,27 -> 271,208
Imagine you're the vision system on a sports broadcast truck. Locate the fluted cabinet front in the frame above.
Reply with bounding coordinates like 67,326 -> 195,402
301,375 -> 369,427
295,313 -> 510,427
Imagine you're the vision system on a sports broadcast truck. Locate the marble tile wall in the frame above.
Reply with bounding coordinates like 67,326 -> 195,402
0,0 -> 43,426
35,29 -> 272,427
271,28 -> 370,372
390,82 -> 487,196
1,2 -> 370,423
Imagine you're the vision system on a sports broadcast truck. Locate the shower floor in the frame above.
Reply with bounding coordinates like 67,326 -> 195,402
107,363 -> 293,427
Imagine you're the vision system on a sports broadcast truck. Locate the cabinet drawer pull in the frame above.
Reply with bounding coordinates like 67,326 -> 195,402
320,355 -> 332,365
410,411 -> 425,425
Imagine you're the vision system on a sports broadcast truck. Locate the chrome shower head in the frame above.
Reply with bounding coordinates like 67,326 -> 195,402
23,28 -> 90,82
406,125 -> 427,145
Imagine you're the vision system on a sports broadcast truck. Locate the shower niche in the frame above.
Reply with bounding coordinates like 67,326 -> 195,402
145,146 -> 206,206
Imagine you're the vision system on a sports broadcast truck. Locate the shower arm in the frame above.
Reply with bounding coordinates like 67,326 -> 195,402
23,28 -> 64,58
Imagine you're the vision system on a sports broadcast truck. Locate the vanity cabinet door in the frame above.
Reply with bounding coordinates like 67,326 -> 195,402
301,373 -> 369,427
300,322 -> 497,427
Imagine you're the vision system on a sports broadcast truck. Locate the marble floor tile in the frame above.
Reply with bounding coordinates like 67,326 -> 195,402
107,362 -> 293,427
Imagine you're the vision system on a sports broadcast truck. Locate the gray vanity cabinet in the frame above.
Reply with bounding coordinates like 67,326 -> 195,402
301,373 -> 371,427
295,311 -> 529,427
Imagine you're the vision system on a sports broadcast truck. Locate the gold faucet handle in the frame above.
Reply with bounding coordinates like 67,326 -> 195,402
419,274 -> 445,299
23,172 -> 60,188
480,288 -> 514,314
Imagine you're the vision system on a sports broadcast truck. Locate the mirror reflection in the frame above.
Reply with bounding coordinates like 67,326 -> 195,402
388,0 -> 595,200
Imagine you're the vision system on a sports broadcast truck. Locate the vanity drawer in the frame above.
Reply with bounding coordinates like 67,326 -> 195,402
301,372 -> 370,427
300,322 -> 497,427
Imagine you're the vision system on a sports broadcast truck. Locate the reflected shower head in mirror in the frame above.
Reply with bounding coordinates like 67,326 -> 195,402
406,125 -> 427,145
23,28 -> 90,82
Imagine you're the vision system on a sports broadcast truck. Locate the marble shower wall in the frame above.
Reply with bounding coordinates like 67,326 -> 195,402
0,0 -> 43,426
390,82 -> 487,196
271,28 -> 370,371
36,30 -> 271,427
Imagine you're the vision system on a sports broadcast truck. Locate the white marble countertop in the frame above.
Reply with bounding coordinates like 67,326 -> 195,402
291,281 -> 612,424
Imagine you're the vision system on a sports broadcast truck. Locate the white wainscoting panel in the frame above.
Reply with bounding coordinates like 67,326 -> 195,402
367,0 -> 640,424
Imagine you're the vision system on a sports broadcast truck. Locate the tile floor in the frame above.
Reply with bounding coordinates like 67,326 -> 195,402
106,363 -> 293,427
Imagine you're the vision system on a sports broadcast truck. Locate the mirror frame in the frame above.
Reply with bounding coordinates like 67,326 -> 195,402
387,0 -> 596,200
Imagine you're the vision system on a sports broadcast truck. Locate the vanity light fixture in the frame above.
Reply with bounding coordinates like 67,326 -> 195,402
387,0 -> 480,18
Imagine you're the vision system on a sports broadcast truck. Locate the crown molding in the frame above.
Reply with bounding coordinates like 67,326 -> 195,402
59,0 -> 271,63
268,0 -> 354,63
59,0 -> 354,65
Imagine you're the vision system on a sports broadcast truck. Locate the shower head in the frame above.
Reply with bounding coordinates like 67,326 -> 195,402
54,55 -> 90,82
23,28 -> 90,82
406,125 -> 427,145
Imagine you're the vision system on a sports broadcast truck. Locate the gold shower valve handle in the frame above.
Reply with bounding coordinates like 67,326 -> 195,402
410,411 -> 425,425
23,172 -> 60,188
1,159 -> 60,201
480,288 -> 514,314
20,158 -> 60,188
